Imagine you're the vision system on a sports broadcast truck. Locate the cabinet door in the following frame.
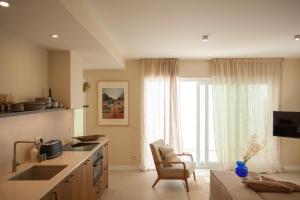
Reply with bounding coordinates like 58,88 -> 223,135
55,160 -> 92,200
82,157 -> 93,200
72,166 -> 81,200
40,189 -> 56,200
55,168 -> 80,200
103,143 -> 109,188
55,178 -> 72,200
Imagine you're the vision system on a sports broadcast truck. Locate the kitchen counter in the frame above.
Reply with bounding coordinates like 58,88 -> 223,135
0,137 -> 109,200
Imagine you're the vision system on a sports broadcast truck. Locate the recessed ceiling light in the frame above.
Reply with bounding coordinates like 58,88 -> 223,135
50,34 -> 59,39
0,1 -> 10,7
202,35 -> 209,42
294,35 -> 300,41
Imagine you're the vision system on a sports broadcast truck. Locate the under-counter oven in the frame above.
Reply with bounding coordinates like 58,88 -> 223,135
93,147 -> 103,186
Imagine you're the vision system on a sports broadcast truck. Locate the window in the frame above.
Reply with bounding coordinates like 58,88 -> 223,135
179,79 -> 218,168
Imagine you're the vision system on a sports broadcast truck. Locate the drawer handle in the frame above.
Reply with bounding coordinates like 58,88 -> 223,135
65,174 -> 75,183
84,160 -> 90,165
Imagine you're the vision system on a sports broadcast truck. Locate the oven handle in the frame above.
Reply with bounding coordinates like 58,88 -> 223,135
93,156 -> 104,167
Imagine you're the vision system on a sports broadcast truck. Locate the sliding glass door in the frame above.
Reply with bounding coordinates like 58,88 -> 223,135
179,79 -> 218,168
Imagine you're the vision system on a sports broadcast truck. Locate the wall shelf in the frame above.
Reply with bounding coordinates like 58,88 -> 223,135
0,108 -> 66,118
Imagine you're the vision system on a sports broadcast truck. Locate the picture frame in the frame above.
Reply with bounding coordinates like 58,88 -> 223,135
98,81 -> 129,125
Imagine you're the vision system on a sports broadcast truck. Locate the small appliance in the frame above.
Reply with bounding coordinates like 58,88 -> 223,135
39,140 -> 63,159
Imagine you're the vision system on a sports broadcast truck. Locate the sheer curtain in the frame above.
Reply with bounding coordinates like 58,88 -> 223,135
211,58 -> 283,173
141,58 -> 182,171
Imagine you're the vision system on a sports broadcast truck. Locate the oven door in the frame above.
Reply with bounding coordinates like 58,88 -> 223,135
93,155 -> 103,186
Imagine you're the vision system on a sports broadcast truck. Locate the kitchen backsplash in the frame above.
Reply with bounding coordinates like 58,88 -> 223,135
0,110 -> 73,176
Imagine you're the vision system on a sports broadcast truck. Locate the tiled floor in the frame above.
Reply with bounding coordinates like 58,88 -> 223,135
101,169 -> 210,200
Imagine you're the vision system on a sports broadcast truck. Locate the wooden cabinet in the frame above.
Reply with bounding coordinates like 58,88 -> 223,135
81,157 -> 93,199
55,165 -> 82,200
40,142 -> 109,200
72,165 -> 83,200
40,189 -> 56,200
55,177 -> 72,200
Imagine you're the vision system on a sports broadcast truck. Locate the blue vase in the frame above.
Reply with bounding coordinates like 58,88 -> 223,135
235,161 -> 248,177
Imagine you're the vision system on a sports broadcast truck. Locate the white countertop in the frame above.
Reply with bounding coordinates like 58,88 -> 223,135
0,138 -> 109,200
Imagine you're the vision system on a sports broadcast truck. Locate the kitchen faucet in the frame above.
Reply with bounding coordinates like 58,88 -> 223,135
12,140 -> 37,172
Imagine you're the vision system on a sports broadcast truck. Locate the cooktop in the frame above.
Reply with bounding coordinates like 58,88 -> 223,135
63,142 -> 99,151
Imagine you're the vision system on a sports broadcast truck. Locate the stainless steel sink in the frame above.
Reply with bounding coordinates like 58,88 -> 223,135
9,165 -> 67,181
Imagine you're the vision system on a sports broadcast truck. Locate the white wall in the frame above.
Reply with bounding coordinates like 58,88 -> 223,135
84,59 -> 300,168
48,50 -> 71,108
70,51 -> 84,109
0,111 -> 73,176
280,59 -> 300,168
0,30 -> 74,176
0,29 -> 48,102
84,60 -> 141,166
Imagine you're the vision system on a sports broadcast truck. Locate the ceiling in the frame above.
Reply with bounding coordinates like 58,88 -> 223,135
0,0 -> 299,70
85,0 -> 300,59
0,0 -> 123,69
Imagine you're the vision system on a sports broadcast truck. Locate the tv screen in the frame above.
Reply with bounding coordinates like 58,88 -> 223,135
273,111 -> 300,139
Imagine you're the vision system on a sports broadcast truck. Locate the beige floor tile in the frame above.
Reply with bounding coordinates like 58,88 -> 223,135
101,170 -> 210,200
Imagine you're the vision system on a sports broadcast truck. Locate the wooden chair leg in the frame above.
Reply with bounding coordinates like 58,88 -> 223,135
184,178 -> 189,192
193,172 -> 196,181
152,178 -> 160,188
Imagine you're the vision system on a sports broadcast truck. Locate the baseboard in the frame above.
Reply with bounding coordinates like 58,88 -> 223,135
283,165 -> 300,171
108,165 -> 140,171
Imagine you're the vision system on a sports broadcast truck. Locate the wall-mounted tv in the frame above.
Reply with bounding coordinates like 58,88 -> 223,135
273,111 -> 300,139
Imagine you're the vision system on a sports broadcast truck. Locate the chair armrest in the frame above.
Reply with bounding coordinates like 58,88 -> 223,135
177,153 -> 194,161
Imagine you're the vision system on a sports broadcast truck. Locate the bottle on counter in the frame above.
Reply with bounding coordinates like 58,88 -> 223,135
30,144 -> 39,162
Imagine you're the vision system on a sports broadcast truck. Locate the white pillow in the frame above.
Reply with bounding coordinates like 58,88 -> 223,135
159,146 -> 180,167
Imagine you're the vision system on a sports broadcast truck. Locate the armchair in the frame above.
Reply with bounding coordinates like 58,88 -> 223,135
149,139 -> 196,192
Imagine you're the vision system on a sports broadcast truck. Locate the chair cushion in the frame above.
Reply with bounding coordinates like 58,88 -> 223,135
159,146 -> 180,167
160,161 -> 196,178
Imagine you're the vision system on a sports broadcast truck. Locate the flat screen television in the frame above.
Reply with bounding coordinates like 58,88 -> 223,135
273,111 -> 300,139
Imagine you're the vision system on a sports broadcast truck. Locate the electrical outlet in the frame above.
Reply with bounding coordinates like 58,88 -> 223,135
131,155 -> 137,161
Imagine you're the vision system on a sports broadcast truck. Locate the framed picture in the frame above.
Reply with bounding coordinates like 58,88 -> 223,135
98,81 -> 129,125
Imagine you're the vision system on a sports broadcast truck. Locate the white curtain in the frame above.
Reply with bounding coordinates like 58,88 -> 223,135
141,58 -> 182,171
211,58 -> 283,173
